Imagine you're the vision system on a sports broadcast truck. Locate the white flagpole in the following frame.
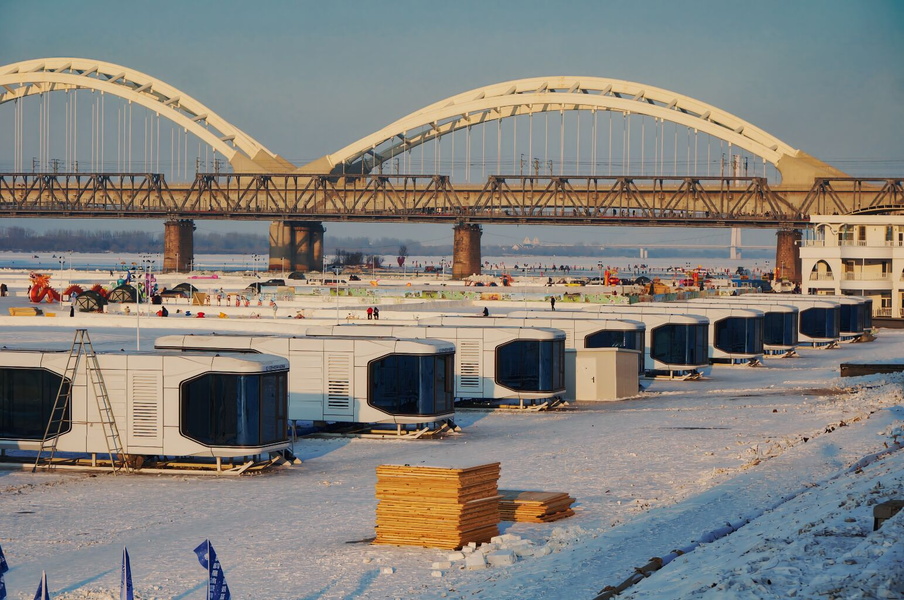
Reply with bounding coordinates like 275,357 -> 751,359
207,540 -> 212,600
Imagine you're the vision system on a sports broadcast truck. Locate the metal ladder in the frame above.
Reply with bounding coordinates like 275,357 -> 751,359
33,329 -> 127,473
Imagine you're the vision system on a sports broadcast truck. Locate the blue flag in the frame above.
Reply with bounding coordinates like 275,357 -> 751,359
193,540 -> 230,600
0,542 -> 6,600
33,571 -> 49,600
120,547 -> 134,600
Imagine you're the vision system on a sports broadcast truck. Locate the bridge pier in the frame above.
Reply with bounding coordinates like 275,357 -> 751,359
163,219 -> 195,273
775,229 -> 802,284
452,223 -> 482,280
268,221 -> 324,273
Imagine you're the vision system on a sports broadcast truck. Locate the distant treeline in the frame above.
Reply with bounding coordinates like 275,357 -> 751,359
0,227 -> 267,254
0,227 -> 767,259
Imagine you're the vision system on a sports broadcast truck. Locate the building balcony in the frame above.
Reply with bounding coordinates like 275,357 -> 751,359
801,240 -> 904,248
843,272 -> 891,281
808,273 -> 835,281
874,307 -> 893,318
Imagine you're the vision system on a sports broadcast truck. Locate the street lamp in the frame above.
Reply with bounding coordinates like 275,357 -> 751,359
58,257 -> 65,308
334,265 -> 342,322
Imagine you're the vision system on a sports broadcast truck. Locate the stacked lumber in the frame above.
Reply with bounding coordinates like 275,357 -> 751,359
374,463 -> 501,549
498,490 -> 576,523
8,307 -> 42,316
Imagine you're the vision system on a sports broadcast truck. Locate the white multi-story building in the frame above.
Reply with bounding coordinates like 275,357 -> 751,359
800,215 -> 904,318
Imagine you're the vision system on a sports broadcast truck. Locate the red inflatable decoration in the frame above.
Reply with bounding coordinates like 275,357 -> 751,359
28,273 -> 106,303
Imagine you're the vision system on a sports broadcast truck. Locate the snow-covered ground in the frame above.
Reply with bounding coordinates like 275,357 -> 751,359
0,271 -> 902,600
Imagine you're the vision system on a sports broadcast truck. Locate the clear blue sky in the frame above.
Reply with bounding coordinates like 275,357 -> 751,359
1,0 -> 902,249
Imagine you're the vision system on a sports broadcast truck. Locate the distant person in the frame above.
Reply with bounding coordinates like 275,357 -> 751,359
0,283 -> 7,297
482,307 -> 489,317
550,296 -> 556,311
367,306 -> 374,320
373,307 -> 380,320
270,299 -> 278,318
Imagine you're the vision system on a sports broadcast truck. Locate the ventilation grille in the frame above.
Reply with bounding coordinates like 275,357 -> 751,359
459,339 -> 481,388
326,354 -> 352,411
130,373 -> 159,438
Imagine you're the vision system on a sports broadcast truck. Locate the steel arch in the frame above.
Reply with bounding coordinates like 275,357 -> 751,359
309,76 -> 846,186
0,58 -> 293,173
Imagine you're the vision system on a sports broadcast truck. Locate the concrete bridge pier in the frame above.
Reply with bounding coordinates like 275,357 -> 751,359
775,229 -> 802,284
452,223 -> 482,280
163,219 -> 195,273
268,221 -> 325,273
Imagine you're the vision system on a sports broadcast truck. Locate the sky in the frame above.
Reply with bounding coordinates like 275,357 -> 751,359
1,0 -> 902,250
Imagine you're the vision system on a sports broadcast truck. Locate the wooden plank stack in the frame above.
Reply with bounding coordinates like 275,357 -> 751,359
498,490 -> 576,523
374,463 -> 501,549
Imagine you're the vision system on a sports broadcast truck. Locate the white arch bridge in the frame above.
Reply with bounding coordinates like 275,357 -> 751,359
1,58 -> 902,277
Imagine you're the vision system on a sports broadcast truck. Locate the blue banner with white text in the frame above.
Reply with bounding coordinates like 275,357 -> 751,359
193,540 -> 230,600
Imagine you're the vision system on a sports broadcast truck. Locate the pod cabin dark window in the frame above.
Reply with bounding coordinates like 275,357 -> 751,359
584,329 -> 644,351
495,339 -> 565,392
0,368 -> 71,440
180,372 -> 288,447
714,316 -> 764,354
650,324 -> 709,365
368,353 -> 454,416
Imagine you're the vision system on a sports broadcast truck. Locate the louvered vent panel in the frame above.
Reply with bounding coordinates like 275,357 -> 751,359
459,339 -> 481,388
130,373 -> 159,438
326,354 -> 352,411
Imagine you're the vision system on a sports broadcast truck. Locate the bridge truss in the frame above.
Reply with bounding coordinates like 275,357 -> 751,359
1,172 -> 900,228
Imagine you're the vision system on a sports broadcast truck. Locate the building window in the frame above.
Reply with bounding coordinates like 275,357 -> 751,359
810,260 -> 833,281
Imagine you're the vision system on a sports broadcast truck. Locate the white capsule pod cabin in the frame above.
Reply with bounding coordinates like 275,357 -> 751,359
154,334 -> 456,426
0,349 -> 290,459
562,304 -> 765,365
746,294 -> 871,341
699,296 -> 841,346
418,314 -> 645,370
684,299 -> 799,354
301,324 -> 566,403
506,309 -> 709,378
417,314 -> 645,400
